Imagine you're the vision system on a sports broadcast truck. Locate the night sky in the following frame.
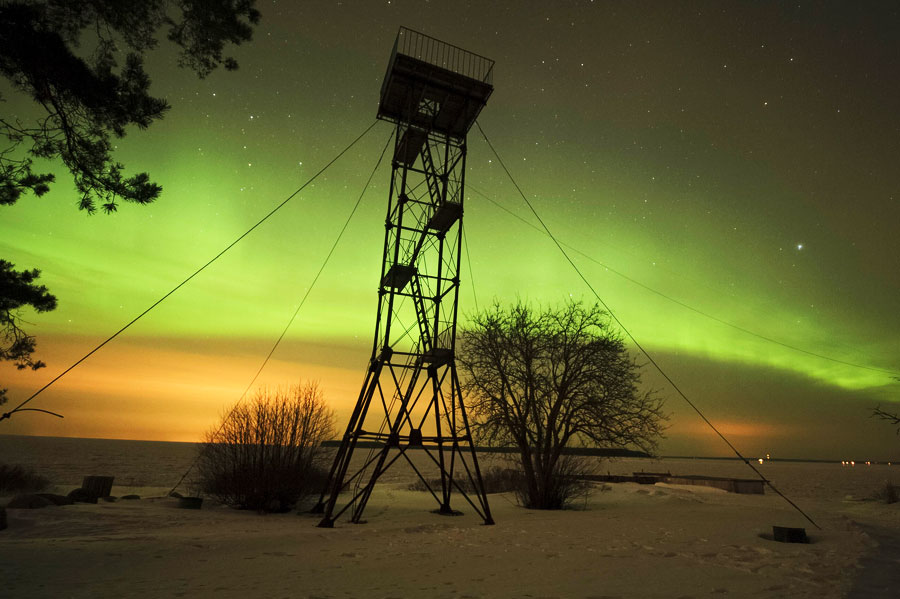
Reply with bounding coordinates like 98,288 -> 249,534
2,1 -> 898,460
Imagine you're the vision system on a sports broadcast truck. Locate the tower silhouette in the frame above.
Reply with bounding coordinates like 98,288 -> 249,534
314,27 -> 495,527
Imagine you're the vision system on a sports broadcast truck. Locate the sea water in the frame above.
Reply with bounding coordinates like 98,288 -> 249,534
0,435 -> 199,489
0,435 -> 483,494
1,434 -> 895,502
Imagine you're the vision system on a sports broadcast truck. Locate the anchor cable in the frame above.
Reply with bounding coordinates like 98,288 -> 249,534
467,184 -> 898,379
462,227 -> 479,311
476,121 -> 821,530
1,120 -> 379,423
168,127 -> 394,495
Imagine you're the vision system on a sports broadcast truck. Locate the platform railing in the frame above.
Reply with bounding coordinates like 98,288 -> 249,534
392,26 -> 494,85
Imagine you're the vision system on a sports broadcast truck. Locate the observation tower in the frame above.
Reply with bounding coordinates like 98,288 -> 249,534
315,27 -> 494,526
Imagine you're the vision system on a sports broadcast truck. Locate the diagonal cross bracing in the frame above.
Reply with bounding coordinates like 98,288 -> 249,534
314,27 -> 495,528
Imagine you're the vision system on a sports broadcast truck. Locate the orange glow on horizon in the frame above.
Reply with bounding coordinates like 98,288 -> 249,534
0,334 -> 365,442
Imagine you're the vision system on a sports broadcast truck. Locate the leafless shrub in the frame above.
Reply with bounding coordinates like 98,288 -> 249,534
408,465 -> 524,495
407,456 -> 596,509
0,463 -> 49,494
197,382 -> 334,512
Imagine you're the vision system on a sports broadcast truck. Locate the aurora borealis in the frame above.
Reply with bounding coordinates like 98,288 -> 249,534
1,1 -> 898,460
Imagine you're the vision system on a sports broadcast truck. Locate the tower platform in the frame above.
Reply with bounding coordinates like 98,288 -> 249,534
378,27 -> 494,138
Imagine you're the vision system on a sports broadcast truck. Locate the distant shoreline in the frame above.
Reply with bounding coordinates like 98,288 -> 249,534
1,433 -> 894,464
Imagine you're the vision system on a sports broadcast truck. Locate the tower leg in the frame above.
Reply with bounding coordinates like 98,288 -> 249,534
452,364 -> 494,525
316,358 -> 384,527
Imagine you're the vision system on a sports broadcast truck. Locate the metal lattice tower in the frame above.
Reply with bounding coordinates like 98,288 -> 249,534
314,27 -> 495,527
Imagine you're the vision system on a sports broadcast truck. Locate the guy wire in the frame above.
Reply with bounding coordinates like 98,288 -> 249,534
168,127 -> 394,495
1,121 -> 380,423
476,120 -> 821,530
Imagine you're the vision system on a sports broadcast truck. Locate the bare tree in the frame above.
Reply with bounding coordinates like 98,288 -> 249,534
197,381 -> 335,512
458,301 -> 666,508
873,406 -> 900,435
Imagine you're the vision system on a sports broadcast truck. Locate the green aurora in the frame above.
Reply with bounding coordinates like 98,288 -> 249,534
1,1 -> 897,459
